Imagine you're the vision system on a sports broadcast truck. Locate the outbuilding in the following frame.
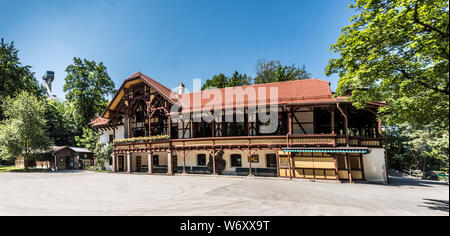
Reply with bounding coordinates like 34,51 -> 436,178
15,146 -> 93,170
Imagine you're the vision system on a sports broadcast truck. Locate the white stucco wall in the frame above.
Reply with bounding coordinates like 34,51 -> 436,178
175,149 -> 278,174
363,148 -> 388,184
129,152 -> 170,172
99,125 -> 125,144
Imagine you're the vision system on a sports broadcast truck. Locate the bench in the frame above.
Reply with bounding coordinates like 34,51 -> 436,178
191,166 -> 209,174
236,168 -> 277,177
175,166 -> 209,174
236,168 -> 256,176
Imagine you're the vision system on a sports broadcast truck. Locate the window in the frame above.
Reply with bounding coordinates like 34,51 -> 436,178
251,154 -> 259,163
349,156 -> 361,170
279,156 -> 290,168
266,154 -> 277,168
337,156 -> 346,170
231,154 -> 242,167
197,154 -> 206,166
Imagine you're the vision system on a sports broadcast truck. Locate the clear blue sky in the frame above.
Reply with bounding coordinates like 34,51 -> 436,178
0,0 -> 354,98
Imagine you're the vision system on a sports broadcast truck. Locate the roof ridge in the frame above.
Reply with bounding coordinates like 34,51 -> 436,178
183,78 -> 330,96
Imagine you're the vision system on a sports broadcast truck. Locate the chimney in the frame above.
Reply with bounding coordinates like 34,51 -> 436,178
178,83 -> 185,94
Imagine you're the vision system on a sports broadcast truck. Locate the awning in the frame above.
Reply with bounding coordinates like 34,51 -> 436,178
282,147 -> 370,154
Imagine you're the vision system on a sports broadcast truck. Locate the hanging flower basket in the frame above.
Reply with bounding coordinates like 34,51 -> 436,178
113,135 -> 170,144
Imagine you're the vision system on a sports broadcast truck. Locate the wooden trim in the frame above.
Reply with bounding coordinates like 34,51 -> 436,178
360,153 -> 365,180
276,150 -> 280,177
333,154 -> 339,181
346,153 -> 352,183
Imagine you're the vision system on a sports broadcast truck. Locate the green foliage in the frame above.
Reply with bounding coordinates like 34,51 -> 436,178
45,100 -> 83,146
201,60 -> 311,90
387,125 -> 449,172
326,0 -> 449,130
63,57 -> 115,127
254,60 -> 311,84
202,71 -> 251,90
75,127 -> 99,152
228,71 -> 252,87
93,142 -> 113,169
0,92 -> 52,167
0,38 -> 46,120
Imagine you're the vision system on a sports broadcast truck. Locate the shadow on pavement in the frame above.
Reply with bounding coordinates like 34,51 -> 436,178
419,199 -> 449,213
388,176 -> 449,187
2,169 -> 87,174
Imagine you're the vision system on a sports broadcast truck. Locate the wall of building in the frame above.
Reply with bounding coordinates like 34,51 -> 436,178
363,148 -> 387,184
126,149 -> 278,174
55,149 -> 80,170
100,126 -> 125,144
175,149 -> 278,174
130,151 -> 168,172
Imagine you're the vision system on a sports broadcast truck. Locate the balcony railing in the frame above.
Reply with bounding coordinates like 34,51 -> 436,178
113,134 -> 384,152
113,135 -> 169,144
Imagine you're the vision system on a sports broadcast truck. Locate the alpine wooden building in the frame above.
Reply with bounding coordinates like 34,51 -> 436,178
91,72 -> 388,183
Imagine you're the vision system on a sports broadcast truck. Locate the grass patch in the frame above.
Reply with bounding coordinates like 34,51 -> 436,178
0,166 -> 46,173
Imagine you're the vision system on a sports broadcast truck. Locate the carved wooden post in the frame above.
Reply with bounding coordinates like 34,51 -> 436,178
182,150 -> 187,174
331,108 -> 335,135
148,115 -> 152,137
167,151 -> 173,175
248,149 -> 253,177
276,150 -> 280,177
333,154 -> 339,181
112,153 -> 116,173
127,115 -> 131,138
346,154 -> 352,183
127,152 -> 131,173
288,110 -> 293,135
147,152 -> 153,174
212,150 -> 217,175
337,103 -> 349,147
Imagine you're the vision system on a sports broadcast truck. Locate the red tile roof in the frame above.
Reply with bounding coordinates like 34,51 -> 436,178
176,79 -> 337,113
90,117 -> 110,126
90,73 -> 348,127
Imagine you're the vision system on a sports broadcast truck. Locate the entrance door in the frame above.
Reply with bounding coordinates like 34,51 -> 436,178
136,156 -> 142,172
172,155 -> 178,173
266,154 -> 277,168
66,156 -> 74,170
118,155 -> 124,171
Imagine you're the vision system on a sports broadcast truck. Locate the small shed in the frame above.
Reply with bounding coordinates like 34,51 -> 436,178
15,146 -> 93,170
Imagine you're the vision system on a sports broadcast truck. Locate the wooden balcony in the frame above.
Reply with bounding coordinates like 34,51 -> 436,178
113,134 -> 384,153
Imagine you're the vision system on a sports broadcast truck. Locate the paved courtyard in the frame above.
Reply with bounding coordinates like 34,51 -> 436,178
0,171 -> 448,216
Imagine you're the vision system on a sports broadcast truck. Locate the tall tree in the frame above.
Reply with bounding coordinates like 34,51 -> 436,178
228,71 -> 252,87
75,127 -> 99,152
93,143 -> 113,169
45,100 -> 82,146
0,38 -> 45,120
254,60 -> 311,84
386,124 -> 449,172
202,71 -> 251,90
0,92 -> 52,168
63,57 -> 115,127
325,0 -> 449,130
